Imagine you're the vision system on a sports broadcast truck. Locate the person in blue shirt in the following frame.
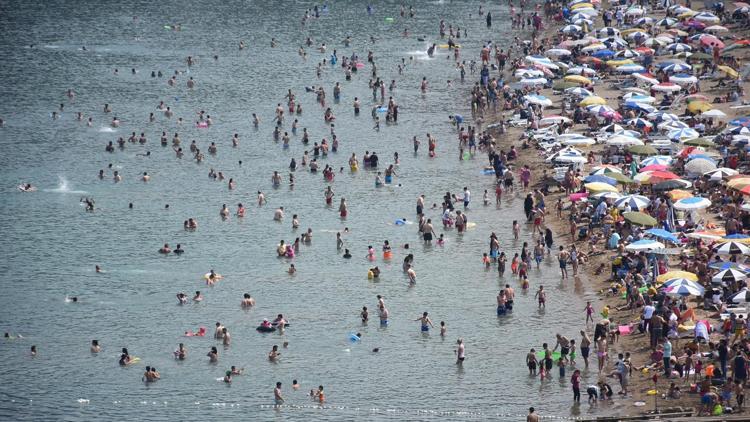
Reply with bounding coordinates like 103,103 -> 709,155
662,338 -> 672,377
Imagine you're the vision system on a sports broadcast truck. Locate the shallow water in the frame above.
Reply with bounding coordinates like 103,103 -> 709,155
0,1 -> 609,420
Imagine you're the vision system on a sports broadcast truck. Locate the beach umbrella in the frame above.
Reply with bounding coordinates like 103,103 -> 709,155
606,59 -> 635,68
626,31 -> 650,40
572,7 -> 598,16
564,87 -> 593,97
673,197 -> 711,210
717,65 -> 740,79
664,281 -> 705,297
684,138 -> 715,147
623,102 -> 656,114
653,179 -> 692,190
567,67 -> 598,76
704,167 -> 739,181
730,117 -> 750,127
592,49 -> 615,59
546,48 -> 572,57
602,38 -> 629,49
669,74 -> 698,85
518,78 -> 548,86
660,62 -> 692,73
628,145 -> 659,156
644,37 -> 669,48
715,241 -> 750,255
685,158 -> 717,174
625,6 -> 645,16
584,174 -> 617,185
601,123 -> 625,133
656,17 -> 678,27
705,25 -> 729,33
585,182 -> 619,193
668,128 -> 700,141
625,239 -> 666,251
659,120 -> 690,131
539,115 -> 571,126
700,34 -> 725,49
641,156 -> 673,166
614,194 -> 651,210
683,19 -> 707,30
625,118 -> 653,129
606,135 -> 643,146
668,189 -> 693,200
524,95 -> 553,107
646,228 -> 680,243
686,101 -> 713,113
726,126 -> 750,136
731,289 -> 750,303
727,177 -> 750,189
713,268 -> 747,284
561,24 -> 583,34
607,172 -> 635,184
579,96 -> 606,106
661,277 -> 703,289
612,129 -> 641,138
589,165 -> 622,175
721,234 -> 750,244
664,43 -> 692,54
561,137 -> 596,146
634,17 -> 655,26
694,11 -> 720,22
640,164 -> 668,172
701,110 -> 727,119
652,82 -> 682,93
572,17 -> 594,26
623,211 -> 658,226
657,270 -> 698,283
581,43 -> 607,52
622,93 -> 655,103
598,27 -> 620,37
565,75 -> 593,85
587,105 -> 616,116
632,72 -> 659,85
614,49 -> 641,59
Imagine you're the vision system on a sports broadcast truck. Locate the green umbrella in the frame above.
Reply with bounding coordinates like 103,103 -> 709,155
688,52 -> 712,60
623,211 -> 658,227
553,81 -> 580,91
608,172 -> 635,184
684,138 -> 715,147
627,145 -> 659,156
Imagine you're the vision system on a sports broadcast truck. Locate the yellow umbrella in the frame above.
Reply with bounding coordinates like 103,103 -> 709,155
727,177 -> 750,189
607,59 -> 634,67
718,65 -> 739,79
585,182 -> 619,193
621,28 -> 647,36
717,237 -> 750,244
570,2 -> 594,9
579,96 -> 606,106
678,11 -> 698,19
656,271 -> 698,283
564,75 -> 592,85
668,189 -> 693,200
686,101 -> 713,113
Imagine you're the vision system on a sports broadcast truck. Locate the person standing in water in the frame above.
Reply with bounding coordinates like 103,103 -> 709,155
455,338 -> 465,365
415,311 -> 434,332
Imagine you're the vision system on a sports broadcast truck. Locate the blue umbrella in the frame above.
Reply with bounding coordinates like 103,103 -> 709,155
592,49 -> 615,58
687,154 -> 716,162
623,102 -> 657,114
646,228 -> 679,243
730,117 -> 750,127
709,261 -> 750,272
584,174 -> 617,185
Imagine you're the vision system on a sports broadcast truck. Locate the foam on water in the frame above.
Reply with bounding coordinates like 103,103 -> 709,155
44,177 -> 87,194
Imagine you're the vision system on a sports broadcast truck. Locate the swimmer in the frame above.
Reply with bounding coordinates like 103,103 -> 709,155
288,264 -> 296,275
176,292 -> 187,304
343,249 -> 352,259
455,339 -> 465,365
257,191 -> 267,205
293,379 -> 300,390
274,382 -> 284,406
415,312 -> 434,332
91,340 -> 101,353
241,293 -> 255,308
269,345 -> 281,362
207,346 -> 218,363
274,206 -> 284,221
361,306 -> 369,323
440,321 -> 447,337
193,291 -> 203,302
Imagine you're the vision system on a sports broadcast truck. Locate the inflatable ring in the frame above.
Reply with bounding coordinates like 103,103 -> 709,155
256,326 -> 276,333
203,273 -> 223,281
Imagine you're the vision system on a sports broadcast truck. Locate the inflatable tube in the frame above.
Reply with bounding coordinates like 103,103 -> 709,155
417,37 -> 426,42
367,270 -> 374,279
349,333 -> 361,342
203,273 -> 223,281
355,62 -> 365,69
377,107 -> 388,113
466,222 -> 477,229
438,44 -> 461,49
482,169 -> 495,175
395,219 -> 407,225
128,357 -> 141,364
196,122 -> 208,128
256,326 -> 276,333
385,17 -> 394,22
18,185 -> 36,192
536,351 -> 561,360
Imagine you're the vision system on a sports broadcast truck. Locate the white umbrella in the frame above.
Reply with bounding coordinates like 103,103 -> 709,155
524,95 -> 553,107
593,191 -> 623,200
565,87 -> 593,97
562,24 -> 583,34
705,25 -> 729,33
625,239 -> 666,251
546,48 -> 572,57
669,74 -> 698,85
694,11 -> 720,23
684,158 -> 717,174
673,197 -> 711,210
567,67 -> 598,76
701,110 -> 727,119
651,82 -> 682,93
661,277 -> 703,289
704,167 -> 738,181
617,64 -> 646,73
519,78 -> 548,86
665,282 -> 705,297
623,93 -> 656,103
515,69 -> 545,78
640,155 -> 673,166
633,73 -> 659,85
582,43 -> 607,52
668,128 -> 700,141
625,7 -> 645,16
614,194 -> 651,210
732,289 -> 750,303
715,241 -> 750,255
606,136 -> 644,146
713,268 -> 747,284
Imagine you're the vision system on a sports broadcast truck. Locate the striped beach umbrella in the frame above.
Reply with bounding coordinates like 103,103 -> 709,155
715,241 -> 750,255
673,197 -> 711,210
614,194 -> 651,210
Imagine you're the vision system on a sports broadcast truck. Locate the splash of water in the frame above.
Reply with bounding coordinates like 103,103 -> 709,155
44,176 -> 87,194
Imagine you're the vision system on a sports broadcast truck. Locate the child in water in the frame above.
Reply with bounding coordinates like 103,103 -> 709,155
437,234 -> 445,245
512,220 -> 520,240
482,253 -> 491,268
521,275 -> 529,290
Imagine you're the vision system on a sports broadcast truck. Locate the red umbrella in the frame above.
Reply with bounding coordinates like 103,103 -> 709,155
640,164 -> 669,172
700,34 -> 725,49
635,46 -> 655,55
678,146 -> 698,158
651,170 -> 680,180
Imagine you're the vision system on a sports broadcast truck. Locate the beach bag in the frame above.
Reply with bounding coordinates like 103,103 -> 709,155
712,404 -> 723,416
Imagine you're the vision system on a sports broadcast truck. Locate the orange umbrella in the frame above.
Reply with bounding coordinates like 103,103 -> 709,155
741,185 -> 750,195
668,189 -> 694,200
650,170 -> 680,180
